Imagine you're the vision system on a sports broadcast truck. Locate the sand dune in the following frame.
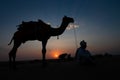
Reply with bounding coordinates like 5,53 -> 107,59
0,55 -> 120,80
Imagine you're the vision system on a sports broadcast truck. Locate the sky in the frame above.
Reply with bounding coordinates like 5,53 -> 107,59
0,0 -> 120,61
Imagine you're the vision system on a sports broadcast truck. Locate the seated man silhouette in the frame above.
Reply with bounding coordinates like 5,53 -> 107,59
75,40 -> 94,65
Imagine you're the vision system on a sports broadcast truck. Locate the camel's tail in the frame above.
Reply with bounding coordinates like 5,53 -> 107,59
8,36 -> 14,45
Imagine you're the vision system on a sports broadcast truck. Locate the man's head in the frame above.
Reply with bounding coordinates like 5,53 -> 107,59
80,40 -> 87,49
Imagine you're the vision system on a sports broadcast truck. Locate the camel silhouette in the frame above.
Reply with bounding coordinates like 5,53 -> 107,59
8,16 -> 74,68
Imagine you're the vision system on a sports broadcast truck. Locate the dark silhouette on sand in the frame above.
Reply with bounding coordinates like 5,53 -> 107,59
58,53 -> 73,62
75,40 -> 95,65
8,16 -> 74,69
59,53 -> 68,60
67,54 -> 73,61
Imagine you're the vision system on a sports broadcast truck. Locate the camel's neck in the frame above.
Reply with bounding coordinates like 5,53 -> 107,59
50,21 -> 69,36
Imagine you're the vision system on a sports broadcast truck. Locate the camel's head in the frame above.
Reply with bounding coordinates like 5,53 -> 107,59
63,16 -> 74,23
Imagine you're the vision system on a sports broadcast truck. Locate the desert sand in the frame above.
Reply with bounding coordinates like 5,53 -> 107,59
0,55 -> 120,80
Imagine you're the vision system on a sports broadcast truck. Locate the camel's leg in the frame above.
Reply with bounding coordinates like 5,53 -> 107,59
42,40 -> 47,67
9,41 -> 21,69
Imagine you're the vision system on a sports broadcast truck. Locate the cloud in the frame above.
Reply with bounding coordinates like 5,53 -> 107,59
47,22 -> 51,25
46,22 -> 79,30
67,23 -> 79,30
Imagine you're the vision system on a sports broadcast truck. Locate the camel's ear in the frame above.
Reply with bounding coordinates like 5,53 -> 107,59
64,15 -> 67,18
22,21 -> 25,23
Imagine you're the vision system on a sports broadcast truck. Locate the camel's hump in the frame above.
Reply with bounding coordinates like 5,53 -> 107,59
17,20 -> 50,31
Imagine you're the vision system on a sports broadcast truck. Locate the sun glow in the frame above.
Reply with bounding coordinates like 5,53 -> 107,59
54,54 -> 59,58
52,50 -> 61,59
